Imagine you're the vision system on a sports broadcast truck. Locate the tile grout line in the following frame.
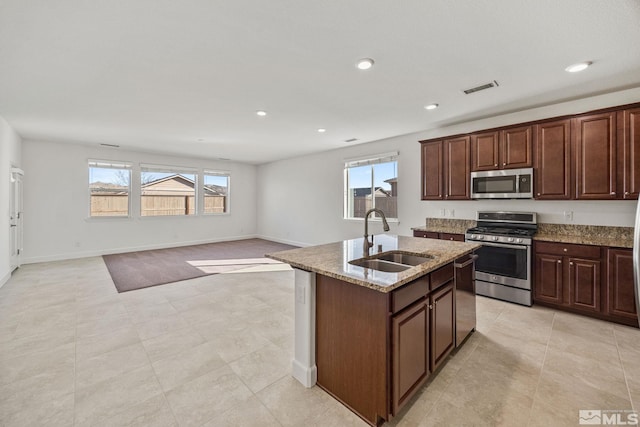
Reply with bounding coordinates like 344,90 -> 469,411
613,327 -> 636,413
525,311 -> 556,427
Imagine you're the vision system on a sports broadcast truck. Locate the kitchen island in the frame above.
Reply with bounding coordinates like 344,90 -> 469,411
267,234 -> 480,426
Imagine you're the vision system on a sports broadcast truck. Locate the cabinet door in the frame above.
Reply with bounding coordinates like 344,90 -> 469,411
501,126 -> 533,169
471,131 -> 500,171
533,253 -> 564,305
421,141 -> 443,200
619,108 -> 640,199
534,120 -> 571,199
443,136 -> 470,199
567,258 -> 601,313
574,112 -> 617,199
391,301 -> 429,414
430,282 -> 455,372
606,249 -> 638,321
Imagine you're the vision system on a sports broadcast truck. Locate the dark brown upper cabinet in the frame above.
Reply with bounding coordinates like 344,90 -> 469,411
471,126 -> 532,171
421,140 -> 443,200
574,111 -> 617,199
420,137 -> 470,200
419,102 -> 640,202
534,119 -> 572,199
618,107 -> 640,199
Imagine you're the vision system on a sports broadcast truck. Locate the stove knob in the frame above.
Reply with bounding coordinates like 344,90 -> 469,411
471,234 -> 477,239
517,238 -> 523,243
507,237 -> 514,242
478,235 -> 484,240
492,236 -> 499,241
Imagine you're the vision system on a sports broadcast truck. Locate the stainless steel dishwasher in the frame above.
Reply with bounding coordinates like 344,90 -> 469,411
454,253 -> 478,346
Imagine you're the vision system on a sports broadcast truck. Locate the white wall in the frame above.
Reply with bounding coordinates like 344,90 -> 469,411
21,140 -> 258,263
0,115 -> 22,286
257,88 -> 640,246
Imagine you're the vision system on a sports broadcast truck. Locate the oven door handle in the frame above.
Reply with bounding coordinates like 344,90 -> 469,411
472,241 -> 529,250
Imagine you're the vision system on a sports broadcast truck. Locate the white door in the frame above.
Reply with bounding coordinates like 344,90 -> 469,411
10,168 -> 24,271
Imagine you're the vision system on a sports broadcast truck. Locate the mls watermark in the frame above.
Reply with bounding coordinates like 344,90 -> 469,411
579,410 -> 639,425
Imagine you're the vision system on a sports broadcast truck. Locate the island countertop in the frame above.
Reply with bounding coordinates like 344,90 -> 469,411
266,234 -> 480,293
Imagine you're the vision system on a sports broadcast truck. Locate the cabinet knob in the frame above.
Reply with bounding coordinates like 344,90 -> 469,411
450,237 -> 454,240
428,304 -> 433,310
494,164 -> 498,167
610,192 -> 616,195
625,192 -> 630,196
537,193 -> 541,196
557,260 -> 562,264
569,262 -> 574,266
503,162 -> 506,166
563,248 -> 567,252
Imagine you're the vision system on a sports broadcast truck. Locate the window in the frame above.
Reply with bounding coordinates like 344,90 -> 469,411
344,152 -> 398,220
89,160 -> 132,217
140,164 -> 197,216
203,171 -> 230,214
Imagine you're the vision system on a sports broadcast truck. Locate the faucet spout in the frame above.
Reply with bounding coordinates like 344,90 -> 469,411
363,208 -> 390,256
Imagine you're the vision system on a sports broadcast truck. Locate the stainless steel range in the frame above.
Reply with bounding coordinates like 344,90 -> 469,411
465,211 -> 537,306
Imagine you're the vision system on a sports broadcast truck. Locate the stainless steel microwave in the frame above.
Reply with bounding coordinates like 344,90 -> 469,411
470,168 -> 533,199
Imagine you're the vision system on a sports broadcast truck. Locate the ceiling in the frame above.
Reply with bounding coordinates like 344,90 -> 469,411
1,0 -> 640,165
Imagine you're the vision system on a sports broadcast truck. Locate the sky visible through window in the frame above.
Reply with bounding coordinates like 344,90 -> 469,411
89,169 -> 228,187
349,162 -> 397,189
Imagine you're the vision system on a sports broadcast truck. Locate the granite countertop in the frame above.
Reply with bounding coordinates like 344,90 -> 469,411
412,219 -> 634,249
411,218 -> 475,235
534,224 -> 633,248
266,234 -> 480,293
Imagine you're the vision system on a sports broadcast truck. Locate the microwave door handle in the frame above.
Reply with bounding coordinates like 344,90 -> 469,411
515,174 -> 520,193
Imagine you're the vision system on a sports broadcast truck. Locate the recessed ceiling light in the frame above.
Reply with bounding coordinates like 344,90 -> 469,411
565,61 -> 592,73
317,128 -> 326,133
424,104 -> 439,110
256,110 -> 267,116
356,58 -> 374,70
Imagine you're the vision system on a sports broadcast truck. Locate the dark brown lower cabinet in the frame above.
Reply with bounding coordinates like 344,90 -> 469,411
533,242 -> 637,327
316,263 -> 457,426
430,282 -> 455,371
533,253 -> 563,304
606,248 -> 638,322
392,299 -> 429,414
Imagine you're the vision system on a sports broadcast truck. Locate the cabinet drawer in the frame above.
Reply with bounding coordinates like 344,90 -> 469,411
392,276 -> 429,314
430,264 -> 454,291
413,230 -> 439,239
535,241 -> 601,259
439,233 -> 464,242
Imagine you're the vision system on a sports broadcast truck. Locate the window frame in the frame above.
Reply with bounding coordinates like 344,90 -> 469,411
88,159 -> 133,219
139,163 -> 199,217
202,170 -> 231,215
343,152 -> 398,221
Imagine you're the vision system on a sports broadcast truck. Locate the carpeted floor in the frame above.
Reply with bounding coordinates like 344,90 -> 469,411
102,238 -> 299,292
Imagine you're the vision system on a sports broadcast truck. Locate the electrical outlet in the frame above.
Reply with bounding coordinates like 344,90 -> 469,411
564,211 -> 573,222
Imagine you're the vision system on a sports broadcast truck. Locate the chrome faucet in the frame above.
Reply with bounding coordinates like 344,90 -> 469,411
363,208 -> 390,256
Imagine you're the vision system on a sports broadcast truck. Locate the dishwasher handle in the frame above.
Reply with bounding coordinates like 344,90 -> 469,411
454,254 -> 479,268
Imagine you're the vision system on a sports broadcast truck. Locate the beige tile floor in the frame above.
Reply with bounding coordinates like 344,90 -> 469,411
1,256 -> 639,426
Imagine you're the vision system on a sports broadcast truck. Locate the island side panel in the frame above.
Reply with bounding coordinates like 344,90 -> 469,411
316,274 -> 389,426
292,268 -> 317,387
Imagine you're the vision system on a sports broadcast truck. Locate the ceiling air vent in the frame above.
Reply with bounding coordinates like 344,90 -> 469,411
344,138 -> 358,143
99,143 -> 120,148
463,80 -> 499,95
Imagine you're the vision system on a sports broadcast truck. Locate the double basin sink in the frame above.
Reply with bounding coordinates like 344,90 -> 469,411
349,251 -> 433,272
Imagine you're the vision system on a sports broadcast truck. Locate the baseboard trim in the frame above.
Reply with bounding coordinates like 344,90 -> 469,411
255,234 -> 312,248
0,270 -> 10,289
21,234 -> 261,264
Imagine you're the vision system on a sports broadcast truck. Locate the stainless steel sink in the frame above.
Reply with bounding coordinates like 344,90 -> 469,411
372,251 -> 433,266
348,251 -> 433,272
348,258 -> 411,272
